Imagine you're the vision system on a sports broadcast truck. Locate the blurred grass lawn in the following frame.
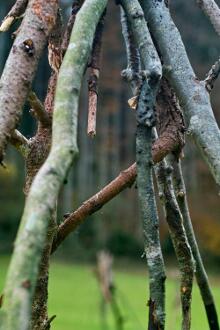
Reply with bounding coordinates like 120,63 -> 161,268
0,256 -> 219,330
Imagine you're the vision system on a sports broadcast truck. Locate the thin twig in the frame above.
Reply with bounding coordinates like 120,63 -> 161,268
0,0 -> 28,32
196,0 -> 220,37
170,156 -> 220,330
28,91 -> 51,128
10,129 -> 29,158
87,10 -> 106,137
205,57 -> 220,92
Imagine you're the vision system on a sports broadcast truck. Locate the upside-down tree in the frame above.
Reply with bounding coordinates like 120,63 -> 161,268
0,0 -> 219,329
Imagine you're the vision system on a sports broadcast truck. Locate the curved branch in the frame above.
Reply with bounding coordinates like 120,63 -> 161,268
205,57 -> 220,92
0,1 -> 107,329
0,0 -> 28,32
9,129 -> 30,157
140,0 -> 220,186
0,0 -> 58,163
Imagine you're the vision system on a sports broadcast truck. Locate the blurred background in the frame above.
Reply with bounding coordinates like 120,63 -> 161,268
0,1 -> 220,329
0,0 -> 219,262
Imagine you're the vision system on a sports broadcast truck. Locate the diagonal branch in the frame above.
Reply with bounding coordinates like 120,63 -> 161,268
0,1 -> 107,329
28,91 -> 51,128
170,156 -> 219,330
9,129 -> 30,158
0,0 -> 58,163
140,0 -> 220,187
196,0 -> 220,37
0,0 -> 28,32
205,57 -> 220,92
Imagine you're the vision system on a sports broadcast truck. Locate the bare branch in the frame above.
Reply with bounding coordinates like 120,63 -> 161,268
28,92 -> 51,128
9,129 -> 29,157
170,156 -> 220,330
0,0 -> 58,163
205,57 -> 220,92
155,156 -> 194,329
87,10 -> 106,137
140,0 -> 220,186
0,1 -> 107,328
196,0 -> 220,37
0,0 -> 28,32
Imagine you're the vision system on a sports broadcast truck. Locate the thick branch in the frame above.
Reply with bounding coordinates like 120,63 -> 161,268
140,0 -> 220,186
0,1 -> 107,329
205,58 -> 220,92
0,0 -> 28,32
9,129 -> 29,158
171,157 -> 219,330
0,0 -> 58,163
196,0 -> 220,37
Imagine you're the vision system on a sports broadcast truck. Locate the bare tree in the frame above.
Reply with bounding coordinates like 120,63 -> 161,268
0,0 -> 219,329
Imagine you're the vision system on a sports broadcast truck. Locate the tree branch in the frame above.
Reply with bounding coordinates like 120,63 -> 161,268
9,129 -> 29,158
140,0 -> 220,186
205,57 -> 220,92
0,0 -> 58,163
196,0 -> 220,37
0,1 -> 107,329
28,91 -> 51,128
155,156 -> 194,330
87,10 -> 106,137
170,156 -> 219,330
0,0 -> 28,32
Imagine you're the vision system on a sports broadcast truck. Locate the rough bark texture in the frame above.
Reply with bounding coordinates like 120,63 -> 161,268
156,159 -> 194,330
120,7 -> 141,94
0,1 -> 107,329
0,0 -> 58,163
196,0 -> 220,36
140,0 -> 220,186
136,83 -> 166,330
205,57 -> 220,92
0,0 -> 28,32
171,157 -> 219,330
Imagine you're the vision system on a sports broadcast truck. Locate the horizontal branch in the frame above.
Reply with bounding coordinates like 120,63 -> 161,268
9,129 -> 29,157
0,0 -> 28,32
196,0 -> 220,37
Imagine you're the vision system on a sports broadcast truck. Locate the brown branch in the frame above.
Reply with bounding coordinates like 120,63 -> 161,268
61,0 -> 84,56
52,122 -> 183,252
28,91 -> 51,128
205,57 -> 220,92
0,0 -> 28,32
87,10 -> 106,137
9,129 -> 29,157
0,0 -> 58,163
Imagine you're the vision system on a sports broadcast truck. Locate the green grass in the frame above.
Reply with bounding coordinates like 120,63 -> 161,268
0,256 -> 219,330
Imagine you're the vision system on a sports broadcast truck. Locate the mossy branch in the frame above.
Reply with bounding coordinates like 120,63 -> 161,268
0,1 -> 107,329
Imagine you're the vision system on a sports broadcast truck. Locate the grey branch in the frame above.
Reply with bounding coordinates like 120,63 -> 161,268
170,157 -> 219,330
28,91 -> 51,127
205,57 -> 220,92
9,129 -> 29,157
0,0 -> 28,32
0,0 -> 107,329
155,155 -> 194,330
196,0 -> 220,36
140,0 -> 220,186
